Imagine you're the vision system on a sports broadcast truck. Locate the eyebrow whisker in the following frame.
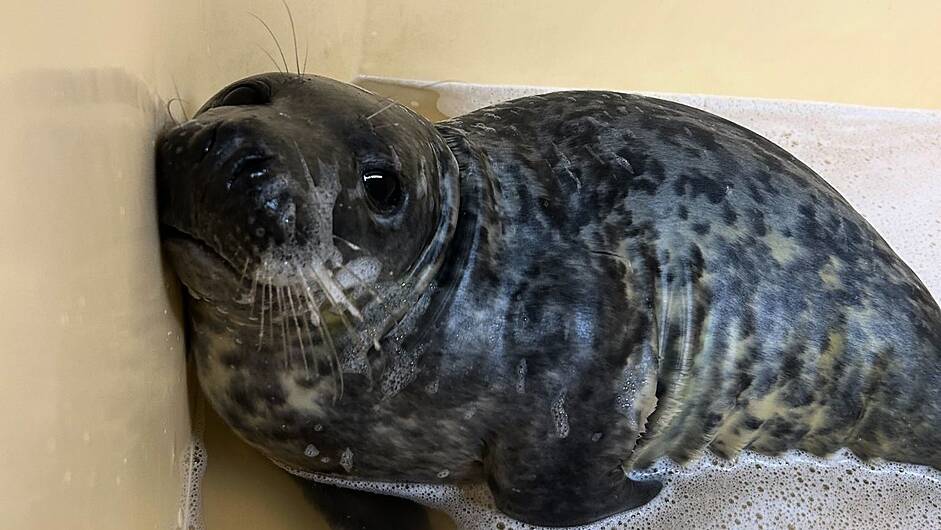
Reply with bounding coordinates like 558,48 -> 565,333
249,12 -> 289,73
281,0 -> 301,75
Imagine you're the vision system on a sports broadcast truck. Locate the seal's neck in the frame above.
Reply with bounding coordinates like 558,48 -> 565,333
437,123 -> 503,271
377,125 -> 502,352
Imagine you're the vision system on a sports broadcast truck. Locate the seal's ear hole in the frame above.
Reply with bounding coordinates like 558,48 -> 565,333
218,83 -> 271,107
362,171 -> 404,214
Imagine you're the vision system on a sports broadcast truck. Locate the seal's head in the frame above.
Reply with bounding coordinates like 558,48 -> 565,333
156,73 -> 459,353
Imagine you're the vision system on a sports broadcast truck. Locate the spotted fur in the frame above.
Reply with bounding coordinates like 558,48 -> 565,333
157,75 -> 941,528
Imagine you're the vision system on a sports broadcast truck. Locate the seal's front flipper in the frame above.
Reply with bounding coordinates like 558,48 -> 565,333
293,477 -> 443,530
489,470 -> 661,527
486,445 -> 662,527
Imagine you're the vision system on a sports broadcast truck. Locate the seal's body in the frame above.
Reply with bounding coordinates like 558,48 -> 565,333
157,74 -> 941,528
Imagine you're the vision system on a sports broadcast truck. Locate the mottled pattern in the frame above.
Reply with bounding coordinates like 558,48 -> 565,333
436,92 -> 940,522
159,76 -> 941,528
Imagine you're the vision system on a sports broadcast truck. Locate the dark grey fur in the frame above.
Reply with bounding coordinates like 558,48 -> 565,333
156,73 -> 941,528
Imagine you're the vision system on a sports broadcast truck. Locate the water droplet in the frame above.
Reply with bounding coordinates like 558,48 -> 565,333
340,448 -> 354,473
516,359 -> 527,394
304,444 -> 319,458
551,392 -> 570,439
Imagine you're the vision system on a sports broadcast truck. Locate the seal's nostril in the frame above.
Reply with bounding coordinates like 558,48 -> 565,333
245,195 -> 301,248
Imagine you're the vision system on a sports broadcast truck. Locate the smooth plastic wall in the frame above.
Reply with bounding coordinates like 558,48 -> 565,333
0,1 -> 363,529
361,0 -> 941,110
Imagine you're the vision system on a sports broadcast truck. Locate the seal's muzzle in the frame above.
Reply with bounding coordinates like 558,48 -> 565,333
156,116 -> 313,262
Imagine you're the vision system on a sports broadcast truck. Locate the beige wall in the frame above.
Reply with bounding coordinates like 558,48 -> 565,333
0,0 -> 188,526
362,0 -> 941,110
0,1 -> 363,529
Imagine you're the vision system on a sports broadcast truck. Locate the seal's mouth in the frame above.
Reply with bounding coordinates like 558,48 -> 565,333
160,220 -> 383,323
160,224 -> 242,277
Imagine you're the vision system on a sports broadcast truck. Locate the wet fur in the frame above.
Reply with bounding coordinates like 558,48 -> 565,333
158,76 -> 941,528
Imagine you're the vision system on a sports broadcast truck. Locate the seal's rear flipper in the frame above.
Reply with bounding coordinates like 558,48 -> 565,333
293,477 -> 444,530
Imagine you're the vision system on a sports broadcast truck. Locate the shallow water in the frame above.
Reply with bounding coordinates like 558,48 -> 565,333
282,448 -> 941,530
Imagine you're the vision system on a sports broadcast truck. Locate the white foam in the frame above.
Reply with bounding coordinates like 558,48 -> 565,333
177,393 -> 207,530
550,392 -> 570,439
177,438 -> 207,530
282,449 -> 941,530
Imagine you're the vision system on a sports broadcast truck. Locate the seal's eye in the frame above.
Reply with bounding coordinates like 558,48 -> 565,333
362,171 -> 403,213
218,83 -> 271,107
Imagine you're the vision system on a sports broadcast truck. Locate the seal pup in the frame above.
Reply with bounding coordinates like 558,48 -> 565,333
156,73 -> 941,528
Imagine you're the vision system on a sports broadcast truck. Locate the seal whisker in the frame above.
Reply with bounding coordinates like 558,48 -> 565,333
275,285 -> 290,368
291,139 -> 316,189
301,266 -> 345,399
310,261 -> 363,321
296,266 -> 331,380
332,234 -> 362,252
286,283 -> 310,375
165,97 -> 184,126
248,269 -> 260,313
295,265 -> 321,325
364,100 -> 397,122
238,256 -> 252,287
248,12 -> 289,73
297,280 -> 321,367
362,81 -> 455,123
306,269 -> 383,368
305,265 -> 337,314
317,306 -> 343,401
280,0 -> 301,76
419,79 -> 459,90
290,285 -> 315,376
302,38 -> 309,74
267,279 -> 275,354
365,79 -> 453,128
167,77 -> 189,123
256,274 -> 266,350
255,43 -> 285,74
335,305 -> 357,341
